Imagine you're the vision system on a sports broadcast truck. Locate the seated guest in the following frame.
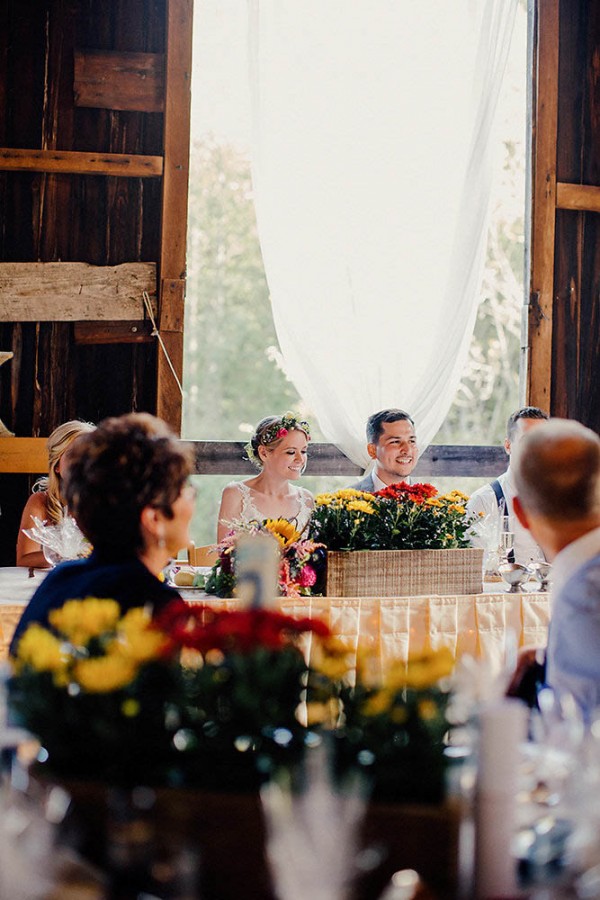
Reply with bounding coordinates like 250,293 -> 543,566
350,408 -> 417,492
511,419 -> 600,719
10,412 -> 195,654
217,413 -> 313,542
466,406 -> 549,566
16,419 -> 95,568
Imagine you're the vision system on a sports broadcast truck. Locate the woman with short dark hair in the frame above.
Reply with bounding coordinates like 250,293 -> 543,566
10,413 -> 196,653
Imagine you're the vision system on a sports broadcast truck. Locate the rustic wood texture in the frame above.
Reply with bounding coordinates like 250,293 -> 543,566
192,442 -> 508,478
74,321 -> 154,344
528,0 -> 559,412
156,0 -> 193,434
0,1 -> 169,563
0,437 -> 47,473
1,438 -> 507,479
556,181 -> 600,212
74,50 -> 165,112
0,262 -> 157,321
0,147 -> 163,177
550,1 -> 600,428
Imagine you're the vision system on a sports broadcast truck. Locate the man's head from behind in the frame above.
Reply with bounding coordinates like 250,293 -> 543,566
505,406 -> 549,455
366,408 -> 417,483
512,419 -> 600,551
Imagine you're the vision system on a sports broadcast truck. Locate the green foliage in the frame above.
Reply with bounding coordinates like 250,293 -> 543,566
183,137 -> 306,441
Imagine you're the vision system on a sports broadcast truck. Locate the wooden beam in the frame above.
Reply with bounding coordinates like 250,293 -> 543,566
556,181 -> 600,212
74,50 -> 165,112
0,438 -> 507,479
0,438 -> 47,473
156,0 -> 193,435
527,0 -> 559,410
74,321 -> 154,344
0,147 -> 163,177
0,262 -> 157,321
191,442 -> 508,478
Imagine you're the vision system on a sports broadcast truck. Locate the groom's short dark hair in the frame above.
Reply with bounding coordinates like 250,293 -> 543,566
366,409 -> 415,444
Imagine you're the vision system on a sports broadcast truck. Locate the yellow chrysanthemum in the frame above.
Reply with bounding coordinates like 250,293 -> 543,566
336,489 -> 369,500
386,647 -> 454,690
264,518 -> 301,547
347,500 -> 376,515
363,689 -> 392,717
418,699 -> 440,721
15,625 -> 66,673
49,598 -> 121,645
310,636 -> 352,680
306,699 -> 340,726
424,498 -> 444,508
448,504 -> 466,515
441,490 -> 470,503
315,493 -> 335,506
73,655 -> 137,693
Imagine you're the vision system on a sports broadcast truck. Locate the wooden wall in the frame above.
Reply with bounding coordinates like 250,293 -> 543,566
0,0 -> 191,564
529,0 -> 600,430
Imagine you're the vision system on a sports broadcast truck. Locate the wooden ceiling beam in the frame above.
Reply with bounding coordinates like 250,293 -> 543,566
0,147 -> 163,177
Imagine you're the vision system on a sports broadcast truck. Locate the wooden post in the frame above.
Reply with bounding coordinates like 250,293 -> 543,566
157,0 -> 193,434
527,0 -> 559,410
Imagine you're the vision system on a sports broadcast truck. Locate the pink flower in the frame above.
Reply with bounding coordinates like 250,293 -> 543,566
277,427 -> 288,439
299,565 -> 317,587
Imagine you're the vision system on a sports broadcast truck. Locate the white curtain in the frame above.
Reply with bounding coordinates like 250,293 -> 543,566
248,1 -> 517,467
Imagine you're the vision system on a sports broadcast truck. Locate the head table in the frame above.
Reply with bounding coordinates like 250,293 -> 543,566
0,567 -> 550,675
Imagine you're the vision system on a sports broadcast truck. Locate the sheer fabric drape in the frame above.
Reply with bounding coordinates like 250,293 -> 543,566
248,1 -> 517,467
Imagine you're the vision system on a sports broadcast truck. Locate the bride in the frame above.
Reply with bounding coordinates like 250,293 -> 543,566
217,413 -> 314,542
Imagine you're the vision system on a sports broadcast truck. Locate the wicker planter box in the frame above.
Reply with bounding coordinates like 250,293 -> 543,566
325,548 -> 484,597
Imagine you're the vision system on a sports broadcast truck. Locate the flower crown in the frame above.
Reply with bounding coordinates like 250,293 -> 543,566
245,413 -> 311,468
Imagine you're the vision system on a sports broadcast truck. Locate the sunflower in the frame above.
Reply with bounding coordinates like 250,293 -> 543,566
263,518 -> 301,547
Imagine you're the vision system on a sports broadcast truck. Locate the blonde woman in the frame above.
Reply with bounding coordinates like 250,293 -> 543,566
16,420 -> 95,567
217,413 -> 314,542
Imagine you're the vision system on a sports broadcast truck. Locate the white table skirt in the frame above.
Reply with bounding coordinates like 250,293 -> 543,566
0,567 -> 550,675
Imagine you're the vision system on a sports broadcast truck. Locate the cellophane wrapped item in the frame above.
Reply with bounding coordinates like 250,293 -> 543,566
23,515 -> 91,566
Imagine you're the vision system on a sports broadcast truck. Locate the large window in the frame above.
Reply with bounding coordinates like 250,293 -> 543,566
183,2 -> 527,545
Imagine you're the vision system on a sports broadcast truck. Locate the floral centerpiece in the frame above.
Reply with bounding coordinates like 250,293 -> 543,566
309,484 -> 474,550
205,518 -> 324,598
308,484 -> 483,596
8,600 -> 462,896
8,598 -> 344,791
332,646 -> 455,804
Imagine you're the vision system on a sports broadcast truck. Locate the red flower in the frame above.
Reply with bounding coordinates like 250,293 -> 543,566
374,481 -> 438,505
154,601 -> 331,656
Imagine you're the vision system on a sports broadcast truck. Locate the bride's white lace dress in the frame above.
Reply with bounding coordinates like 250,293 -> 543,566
223,481 -> 313,533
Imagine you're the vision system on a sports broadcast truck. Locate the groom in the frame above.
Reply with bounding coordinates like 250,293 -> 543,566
350,409 -> 417,492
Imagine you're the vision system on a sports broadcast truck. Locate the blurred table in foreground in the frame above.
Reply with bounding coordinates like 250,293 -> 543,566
0,566 -> 550,673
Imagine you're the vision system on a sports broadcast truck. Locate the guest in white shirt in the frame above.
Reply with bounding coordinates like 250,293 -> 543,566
467,406 -> 548,566
350,409 -> 417,492
511,418 -> 600,719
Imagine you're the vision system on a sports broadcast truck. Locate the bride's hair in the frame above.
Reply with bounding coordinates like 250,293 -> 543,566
246,413 -> 311,469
